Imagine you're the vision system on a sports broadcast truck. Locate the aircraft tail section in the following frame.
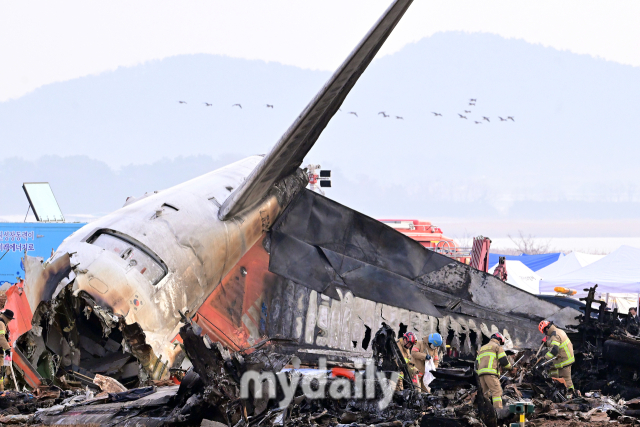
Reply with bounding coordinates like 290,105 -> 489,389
219,0 -> 413,220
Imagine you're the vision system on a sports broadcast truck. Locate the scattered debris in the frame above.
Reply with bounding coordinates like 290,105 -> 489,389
93,373 -> 128,394
5,284 -> 640,427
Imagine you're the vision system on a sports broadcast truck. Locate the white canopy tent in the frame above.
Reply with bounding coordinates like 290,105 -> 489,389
607,293 -> 638,313
536,252 -> 605,280
489,260 -> 541,295
539,246 -> 640,294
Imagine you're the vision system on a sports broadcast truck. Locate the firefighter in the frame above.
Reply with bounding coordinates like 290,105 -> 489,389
476,332 -> 512,408
621,308 -> 639,336
0,309 -> 14,392
538,320 -> 576,395
396,331 -> 418,390
411,333 -> 443,392
493,256 -> 507,281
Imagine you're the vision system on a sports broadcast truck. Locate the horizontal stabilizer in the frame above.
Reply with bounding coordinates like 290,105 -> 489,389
219,0 -> 413,219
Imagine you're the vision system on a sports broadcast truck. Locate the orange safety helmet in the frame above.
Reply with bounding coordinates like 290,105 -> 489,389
539,320 -> 551,334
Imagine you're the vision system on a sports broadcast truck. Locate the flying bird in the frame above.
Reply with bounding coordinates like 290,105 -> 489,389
266,104 -> 274,108
178,101 -> 187,104
232,104 -> 242,109
469,103 -> 476,106
470,98 -> 477,102
474,121 -> 482,124
431,112 -> 442,116
349,112 -> 358,117
483,116 -> 490,122
464,110 -> 471,113
378,111 -> 389,117
508,116 -> 515,121
458,114 -> 467,119
498,116 -> 507,121
396,116 -> 404,120
204,103 -> 212,106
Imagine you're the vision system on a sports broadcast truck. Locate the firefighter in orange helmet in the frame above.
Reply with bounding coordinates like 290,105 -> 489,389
538,320 -> 576,395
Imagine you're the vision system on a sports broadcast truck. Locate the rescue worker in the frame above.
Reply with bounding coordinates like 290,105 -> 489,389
476,332 -> 512,409
538,320 -> 576,395
0,309 -> 14,392
493,256 -> 507,281
411,333 -> 443,392
622,308 -> 639,336
396,331 -> 419,390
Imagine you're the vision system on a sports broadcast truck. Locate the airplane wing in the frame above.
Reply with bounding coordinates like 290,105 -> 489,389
219,0 -> 413,220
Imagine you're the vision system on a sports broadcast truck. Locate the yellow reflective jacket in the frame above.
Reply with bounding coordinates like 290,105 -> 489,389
0,319 -> 10,351
544,325 -> 574,368
396,338 -> 418,379
476,338 -> 512,377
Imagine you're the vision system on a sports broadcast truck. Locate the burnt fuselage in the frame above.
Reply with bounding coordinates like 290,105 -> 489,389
47,157 -> 306,376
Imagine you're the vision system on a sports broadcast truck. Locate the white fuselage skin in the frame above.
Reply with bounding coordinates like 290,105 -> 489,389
53,156 -> 284,374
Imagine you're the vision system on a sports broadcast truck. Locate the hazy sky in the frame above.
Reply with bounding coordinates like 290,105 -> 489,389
2,1 -> 639,102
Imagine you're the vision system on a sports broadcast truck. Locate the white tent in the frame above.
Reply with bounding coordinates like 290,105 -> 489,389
489,260 -> 541,294
539,246 -> 640,294
607,293 -> 638,313
536,252 -> 605,280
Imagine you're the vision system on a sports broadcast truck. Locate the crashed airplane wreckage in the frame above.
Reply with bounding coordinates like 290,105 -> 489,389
6,0 -> 578,390
21,307 -> 640,427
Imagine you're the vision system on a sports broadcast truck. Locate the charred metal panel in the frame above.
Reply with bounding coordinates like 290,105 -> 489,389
260,275 -> 540,358
193,238 -> 277,351
23,253 -> 71,312
208,266 -> 247,328
269,192 -> 443,318
196,235 -> 545,365
269,190 -> 579,336
271,190 -> 452,280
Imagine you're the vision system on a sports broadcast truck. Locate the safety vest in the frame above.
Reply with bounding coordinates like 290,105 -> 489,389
545,325 -> 574,368
0,319 -> 10,352
476,339 -> 509,376
396,338 -> 417,380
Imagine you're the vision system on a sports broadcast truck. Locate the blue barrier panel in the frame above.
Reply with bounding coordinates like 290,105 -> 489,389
0,222 -> 86,286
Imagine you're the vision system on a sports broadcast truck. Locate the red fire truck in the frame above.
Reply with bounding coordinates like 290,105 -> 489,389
378,219 -> 471,264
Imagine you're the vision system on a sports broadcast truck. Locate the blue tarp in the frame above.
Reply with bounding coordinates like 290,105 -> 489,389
488,252 -> 563,272
0,222 -> 86,286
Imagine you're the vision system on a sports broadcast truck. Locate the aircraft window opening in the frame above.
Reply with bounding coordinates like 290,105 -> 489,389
90,232 -> 167,286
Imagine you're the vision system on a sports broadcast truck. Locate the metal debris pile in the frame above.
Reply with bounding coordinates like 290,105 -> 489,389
15,284 -> 160,391
565,285 -> 640,400
167,322 -> 430,427
6,286 -> 640,426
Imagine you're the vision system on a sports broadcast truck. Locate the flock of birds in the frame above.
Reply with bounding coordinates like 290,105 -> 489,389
175,98 -> 515,123
178,100 -> 273,109
439,99 -> 515,124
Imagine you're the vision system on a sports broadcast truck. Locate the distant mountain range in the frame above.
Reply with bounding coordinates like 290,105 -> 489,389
1,32 -> 639,235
